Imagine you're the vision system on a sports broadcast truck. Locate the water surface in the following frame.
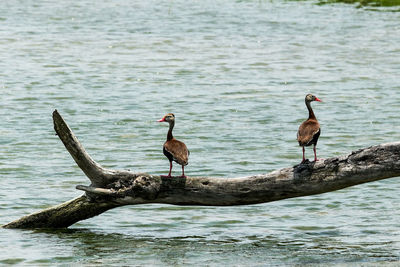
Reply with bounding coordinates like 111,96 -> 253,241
1,0 -> 399,265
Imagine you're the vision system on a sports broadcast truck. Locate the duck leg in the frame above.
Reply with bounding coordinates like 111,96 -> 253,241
313,144 -> 318,161
301,146 -> 306,163
181,165 -> 186,178
168,161 -> 172,177
161,161 -> 173,178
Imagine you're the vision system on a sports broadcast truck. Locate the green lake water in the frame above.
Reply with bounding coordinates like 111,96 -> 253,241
1,0 -> 399,265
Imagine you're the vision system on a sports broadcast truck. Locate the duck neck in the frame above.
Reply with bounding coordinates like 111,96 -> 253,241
167,121 -> 174,141
306,100 -> 316,120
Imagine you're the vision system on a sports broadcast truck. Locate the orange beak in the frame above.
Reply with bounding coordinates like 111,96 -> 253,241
315,97 -> 322,102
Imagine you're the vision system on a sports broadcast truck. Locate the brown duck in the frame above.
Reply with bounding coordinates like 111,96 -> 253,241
297,94 -> 322,163
158,113 -> 189,177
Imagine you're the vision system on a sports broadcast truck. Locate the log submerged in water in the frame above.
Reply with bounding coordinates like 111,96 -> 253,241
2,110 -> 400,229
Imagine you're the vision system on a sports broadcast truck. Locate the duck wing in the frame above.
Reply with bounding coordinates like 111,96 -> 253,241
297,119 -> 320,146
164,138 -> 189,166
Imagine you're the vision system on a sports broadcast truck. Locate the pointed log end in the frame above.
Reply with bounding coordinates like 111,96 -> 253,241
52,109 -> 66,136
53,110 -> 60,135
52,109 -> 60,122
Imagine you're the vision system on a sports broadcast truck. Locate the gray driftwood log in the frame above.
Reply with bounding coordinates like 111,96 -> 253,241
3,110 -> 400,229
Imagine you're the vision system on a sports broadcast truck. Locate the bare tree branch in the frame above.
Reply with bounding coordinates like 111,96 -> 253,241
2,110 -> 399,229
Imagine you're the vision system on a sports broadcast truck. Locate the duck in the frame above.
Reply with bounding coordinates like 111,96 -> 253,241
158,113 -> 189,178
297,94 -> 322,163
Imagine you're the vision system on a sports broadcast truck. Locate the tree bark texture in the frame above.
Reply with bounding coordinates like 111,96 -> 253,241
2,110 -> 400,229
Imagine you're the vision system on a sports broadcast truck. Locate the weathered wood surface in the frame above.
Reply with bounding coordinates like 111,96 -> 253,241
2,196 -> 117,229
3,110 -> 400,229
